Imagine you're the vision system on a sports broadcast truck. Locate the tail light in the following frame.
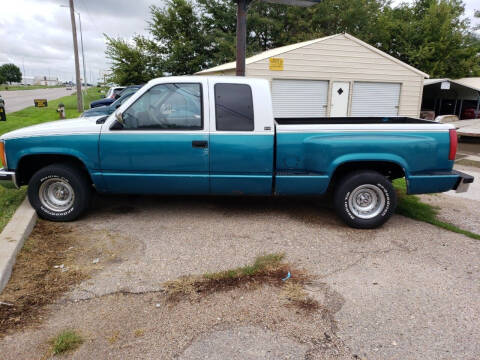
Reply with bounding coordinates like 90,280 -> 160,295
449,129 -> 457,161
0,142 -> 6,168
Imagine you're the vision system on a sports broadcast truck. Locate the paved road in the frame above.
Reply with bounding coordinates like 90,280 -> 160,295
0,88 -> 74,113
1,195 -> 479,359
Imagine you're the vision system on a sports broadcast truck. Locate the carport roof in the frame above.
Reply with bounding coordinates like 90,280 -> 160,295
197,33 -> 429,78
424,78 -> 480,92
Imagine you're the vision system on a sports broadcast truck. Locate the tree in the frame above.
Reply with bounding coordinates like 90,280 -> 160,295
376,0 -> 480,78
0,63 -> 22,84
105,35 -> 155,85
0,72 -> 5,85
105,0 -> 480,78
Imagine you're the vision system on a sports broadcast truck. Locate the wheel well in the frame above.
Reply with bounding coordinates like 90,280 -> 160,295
16,154 -> 92,186
329,161 -> 405,190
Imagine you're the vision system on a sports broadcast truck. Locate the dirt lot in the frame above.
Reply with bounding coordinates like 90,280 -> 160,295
1,194 -> 479,359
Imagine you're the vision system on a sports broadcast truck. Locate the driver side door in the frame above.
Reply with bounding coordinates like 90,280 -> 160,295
99,80 -> 209,194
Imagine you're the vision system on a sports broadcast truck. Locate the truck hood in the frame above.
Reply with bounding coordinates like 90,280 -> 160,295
0,116 -> 105,141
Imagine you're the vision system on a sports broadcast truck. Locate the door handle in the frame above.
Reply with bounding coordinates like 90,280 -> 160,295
192,140 -> 208,148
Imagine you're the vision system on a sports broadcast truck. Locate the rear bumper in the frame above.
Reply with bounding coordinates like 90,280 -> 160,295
0,168 -> 17,189
453,170 -> 474,193
407,170 -> 474,195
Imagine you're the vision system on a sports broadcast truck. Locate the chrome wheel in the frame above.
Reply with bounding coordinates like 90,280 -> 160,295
39,178 -> 75,213
348,184 -> 386,219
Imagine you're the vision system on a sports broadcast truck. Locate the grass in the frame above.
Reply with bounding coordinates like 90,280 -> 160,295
164,253 -> 289,300
203,253 -> 286,280
0,84 -> 64,91
0,221 -> 89,336
50,330 -> 84,355
0,87 -> 101,135
0,187 -> 27,231
0,87 -> 103,233
394,178 -> 480,240
163,253 -> 318,310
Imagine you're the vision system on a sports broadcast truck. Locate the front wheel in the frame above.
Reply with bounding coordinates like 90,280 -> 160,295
333,171 -> 396,229
28,164 -> 91,221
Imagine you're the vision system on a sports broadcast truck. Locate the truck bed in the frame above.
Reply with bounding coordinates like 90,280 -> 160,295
275,117 -> 435,125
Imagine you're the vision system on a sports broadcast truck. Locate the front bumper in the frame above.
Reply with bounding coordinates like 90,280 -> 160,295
453,170 -> 474,193
0,168 -> 17,189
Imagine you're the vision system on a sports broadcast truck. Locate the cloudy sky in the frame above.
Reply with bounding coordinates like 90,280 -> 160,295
0,0 -> 478,83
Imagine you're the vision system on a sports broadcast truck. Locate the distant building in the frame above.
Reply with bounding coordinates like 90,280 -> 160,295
33,76 -> 59,86
22,76 -> 35,85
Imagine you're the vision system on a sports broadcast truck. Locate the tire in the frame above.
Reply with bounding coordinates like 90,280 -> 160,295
333,170 -> 396,229
28,163 -> 91,221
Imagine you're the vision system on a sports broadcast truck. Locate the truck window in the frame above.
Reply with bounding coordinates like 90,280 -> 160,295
215,83 -> 254,131
121,83 -> 203,130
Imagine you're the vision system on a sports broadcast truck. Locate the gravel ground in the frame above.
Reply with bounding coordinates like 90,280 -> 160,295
444,165 -> 480,202
0,194 -> 479,359
420,194 -> 480,234
420,165 -> 480,234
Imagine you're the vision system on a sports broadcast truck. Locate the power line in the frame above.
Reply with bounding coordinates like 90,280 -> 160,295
77,0 -> 102,36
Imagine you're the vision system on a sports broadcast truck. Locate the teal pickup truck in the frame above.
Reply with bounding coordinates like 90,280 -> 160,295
0,76 -> 474,228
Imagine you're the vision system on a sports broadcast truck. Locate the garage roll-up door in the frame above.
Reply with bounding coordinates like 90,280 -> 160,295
272,79 -> 328,118
351,82 -> 401,117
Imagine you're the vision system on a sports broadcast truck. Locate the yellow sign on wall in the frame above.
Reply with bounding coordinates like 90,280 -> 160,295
269,58 -> 284,71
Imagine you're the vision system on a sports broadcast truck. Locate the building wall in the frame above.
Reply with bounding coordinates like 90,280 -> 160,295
33,76 -> 59,86
205,35 -> 425,117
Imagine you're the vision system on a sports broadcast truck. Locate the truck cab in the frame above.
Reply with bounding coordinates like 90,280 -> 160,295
98,77 -> 275,196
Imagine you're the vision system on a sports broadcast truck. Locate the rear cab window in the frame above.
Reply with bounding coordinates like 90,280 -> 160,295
214,83 -> 254,131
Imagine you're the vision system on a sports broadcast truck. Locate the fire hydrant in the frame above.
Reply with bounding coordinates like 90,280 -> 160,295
56,103 -> 66,119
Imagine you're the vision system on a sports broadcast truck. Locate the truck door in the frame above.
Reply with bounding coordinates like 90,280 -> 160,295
99,80 -> 209,194
209,80 -> 274,195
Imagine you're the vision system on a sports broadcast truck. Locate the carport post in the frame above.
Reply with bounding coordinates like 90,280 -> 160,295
477,92 -> 480,116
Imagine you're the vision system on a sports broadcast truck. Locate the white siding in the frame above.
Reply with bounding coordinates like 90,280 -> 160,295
351,82 -> 401,117
244,34 -> 424,117
271,79 -> 328,118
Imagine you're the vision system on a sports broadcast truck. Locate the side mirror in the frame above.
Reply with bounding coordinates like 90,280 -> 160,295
115,110 -> 124,124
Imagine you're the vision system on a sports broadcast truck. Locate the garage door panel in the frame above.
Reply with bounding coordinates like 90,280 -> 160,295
351,82 -> 401,117
272,80 -> 328,118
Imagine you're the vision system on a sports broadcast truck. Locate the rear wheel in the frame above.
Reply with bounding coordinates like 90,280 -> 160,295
28,164 -> 91,221
334,171 -> 396,229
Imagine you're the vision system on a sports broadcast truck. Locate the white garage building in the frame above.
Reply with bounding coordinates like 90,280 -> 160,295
197,33 -> 428,118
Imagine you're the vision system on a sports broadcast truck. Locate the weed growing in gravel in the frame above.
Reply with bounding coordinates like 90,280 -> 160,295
281,282 -> 320,311
163,253 -> 319,311
394,179 -> 480,240
50,330 -> 83,355
203,253 -> 286,280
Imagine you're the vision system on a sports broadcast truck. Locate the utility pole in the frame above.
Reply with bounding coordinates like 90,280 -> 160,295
77,11 -> 86,108
235,0 -> 251,76
68,0 -> 83,111
78,12 -> 87,88
233,0 -> 322,76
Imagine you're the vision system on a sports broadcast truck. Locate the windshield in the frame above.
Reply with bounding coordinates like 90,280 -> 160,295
110,92 -> 135,109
